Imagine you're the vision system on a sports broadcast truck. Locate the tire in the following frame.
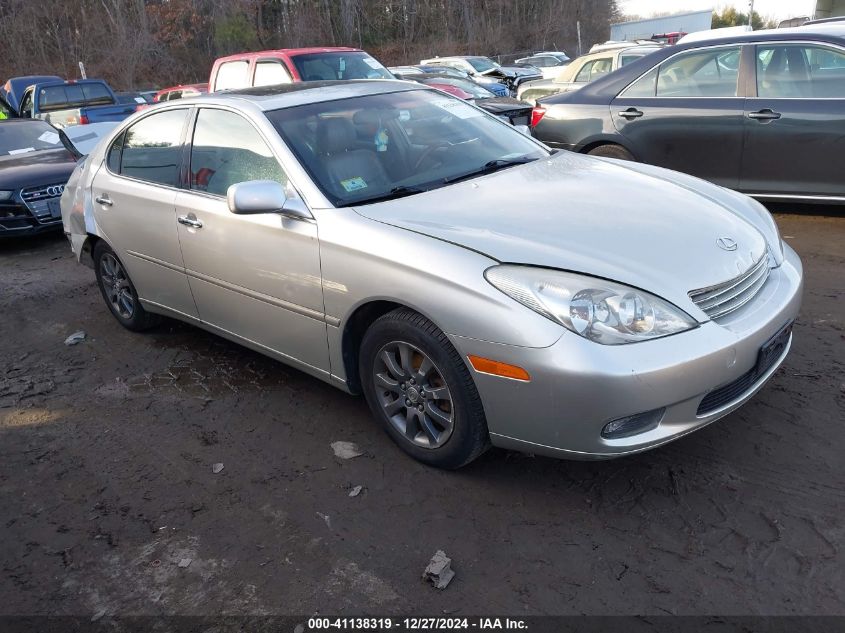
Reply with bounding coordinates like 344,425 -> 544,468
93,241 -> 161,332
587,144 -> 636,161
359,309 -> 490,469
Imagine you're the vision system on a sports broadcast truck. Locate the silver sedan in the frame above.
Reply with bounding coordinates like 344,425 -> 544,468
61,80 -> 802,468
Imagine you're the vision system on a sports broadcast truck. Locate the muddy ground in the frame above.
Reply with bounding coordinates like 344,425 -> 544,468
1,209 -> 843,617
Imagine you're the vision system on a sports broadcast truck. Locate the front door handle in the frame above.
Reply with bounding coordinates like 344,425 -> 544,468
747,109 -> 782,121
95,195 -> 113,206
177,215 -> 203,229
617,108 -> 644,119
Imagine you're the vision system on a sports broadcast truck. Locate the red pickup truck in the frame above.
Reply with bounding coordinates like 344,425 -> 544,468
208,47 -> 392,91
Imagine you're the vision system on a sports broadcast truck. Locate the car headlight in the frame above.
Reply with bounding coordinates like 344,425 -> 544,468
485,265 -> 698,345
0,191 -> 14,201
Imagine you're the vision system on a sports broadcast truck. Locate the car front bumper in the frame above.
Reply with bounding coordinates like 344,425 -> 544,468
0,216 -> 63,237
449,244 -> 803,460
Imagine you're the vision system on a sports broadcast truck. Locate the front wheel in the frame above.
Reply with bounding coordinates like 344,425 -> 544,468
93,241 -> 161,331
359,309 -> 490,469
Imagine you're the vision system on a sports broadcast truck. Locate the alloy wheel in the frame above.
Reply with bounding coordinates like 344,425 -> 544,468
373,341 -> 454,449
99,253 -> 135,320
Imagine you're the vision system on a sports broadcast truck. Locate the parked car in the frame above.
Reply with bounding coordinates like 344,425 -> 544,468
114,92 -> 155,110
515,52 -> 571,78
517,45 -> 662,104
531,25 -> 845,200
420,56 -> 541,95
1,75 -> 62,115
154,83 -> 208,102
209,48 -> 392,91
0,119 -> 79,236
390,65 -> 510,96
62,80 -> 801,468
393,72 -> 533,126
18,79 -> 136,128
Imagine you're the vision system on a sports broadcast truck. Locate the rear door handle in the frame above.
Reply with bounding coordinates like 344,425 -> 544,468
177,215 -> 203,229
95,195 -> 113,206
747,109 -> 782,121
617,108 -> 643,119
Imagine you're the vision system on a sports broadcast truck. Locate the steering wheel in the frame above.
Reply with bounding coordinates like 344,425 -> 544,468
413,143 -> 448,172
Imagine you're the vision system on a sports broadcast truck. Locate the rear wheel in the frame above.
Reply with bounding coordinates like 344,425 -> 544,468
359,309 -> 490,469
587,144 -> 635,161
93,241 -> 160,331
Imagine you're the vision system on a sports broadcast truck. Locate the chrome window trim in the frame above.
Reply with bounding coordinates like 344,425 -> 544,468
748,192 -> 845,202
618,38 -> 845,100
617,42 -> 744,100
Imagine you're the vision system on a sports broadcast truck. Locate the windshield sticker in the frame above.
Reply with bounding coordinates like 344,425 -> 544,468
134,97 -> 146,104
9,147 -> 35,155
38,131 -> 60,144
362,56 -> 382,69
431,98 -> 482,119
341,177 -> 368,192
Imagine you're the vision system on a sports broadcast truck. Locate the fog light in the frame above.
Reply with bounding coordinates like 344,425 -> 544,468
601,408 -> 665,439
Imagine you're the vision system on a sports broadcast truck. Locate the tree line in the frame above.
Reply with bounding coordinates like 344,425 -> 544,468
0,0 -> 620,90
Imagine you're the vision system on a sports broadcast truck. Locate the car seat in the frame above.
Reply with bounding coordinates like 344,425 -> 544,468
316,118 -> 391,198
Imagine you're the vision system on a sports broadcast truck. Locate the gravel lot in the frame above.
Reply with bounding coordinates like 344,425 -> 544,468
1,209 -> 843,616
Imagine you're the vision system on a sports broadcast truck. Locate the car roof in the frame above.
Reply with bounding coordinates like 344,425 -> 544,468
669,23 -> 845,47
206,79 -> 426,110
214,47 -> 363,64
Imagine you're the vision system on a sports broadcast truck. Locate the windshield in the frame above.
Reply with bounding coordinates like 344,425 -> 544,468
467,57 -> 500,73
266,89 -> 547,207
424,77 -> 494,99
291,52 -> 393,81
0,121 -> 64,155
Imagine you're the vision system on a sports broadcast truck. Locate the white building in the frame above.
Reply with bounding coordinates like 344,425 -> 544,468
814,0 -> 845,18
610,10 -> 714,41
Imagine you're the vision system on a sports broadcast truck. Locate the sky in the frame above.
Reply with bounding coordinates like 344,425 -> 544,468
618,0 -> 818,21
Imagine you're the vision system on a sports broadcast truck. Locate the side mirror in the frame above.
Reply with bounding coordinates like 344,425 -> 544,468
227,180 -> 311,220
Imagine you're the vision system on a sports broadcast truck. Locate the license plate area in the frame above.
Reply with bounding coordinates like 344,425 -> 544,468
48,199 -> 62,218
756,320 -> 792,378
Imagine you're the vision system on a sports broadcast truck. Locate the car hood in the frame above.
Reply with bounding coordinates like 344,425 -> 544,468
498,65 -> 540,78
0,149 -> 77,189
352,152 -> 769,314
474,97 -> 532,113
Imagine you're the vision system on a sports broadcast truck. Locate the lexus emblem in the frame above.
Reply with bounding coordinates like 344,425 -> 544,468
46,185 -> 65,197
716,237 -> 738,251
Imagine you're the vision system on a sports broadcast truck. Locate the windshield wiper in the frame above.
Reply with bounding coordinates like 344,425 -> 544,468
443,156 -> 539,185
341,185 -> 427,207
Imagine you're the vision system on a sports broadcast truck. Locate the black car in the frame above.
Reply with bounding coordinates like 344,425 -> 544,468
394,73 -> 534,126
531,25 -> 845,201
0,119 -> 79,237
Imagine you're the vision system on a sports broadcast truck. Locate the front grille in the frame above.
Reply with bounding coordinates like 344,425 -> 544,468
21,183 -> 65,223
688,253 -> 770,320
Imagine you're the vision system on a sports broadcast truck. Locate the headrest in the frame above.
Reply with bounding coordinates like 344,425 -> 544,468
316,117 -> 356,154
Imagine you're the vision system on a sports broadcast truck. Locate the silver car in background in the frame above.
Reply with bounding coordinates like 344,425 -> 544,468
61,80 -> 802,468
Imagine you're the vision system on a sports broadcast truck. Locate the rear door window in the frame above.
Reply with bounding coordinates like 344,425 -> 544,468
756,44 -> 845,98
119,109 -> 188,187
215,60 -> 250,90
